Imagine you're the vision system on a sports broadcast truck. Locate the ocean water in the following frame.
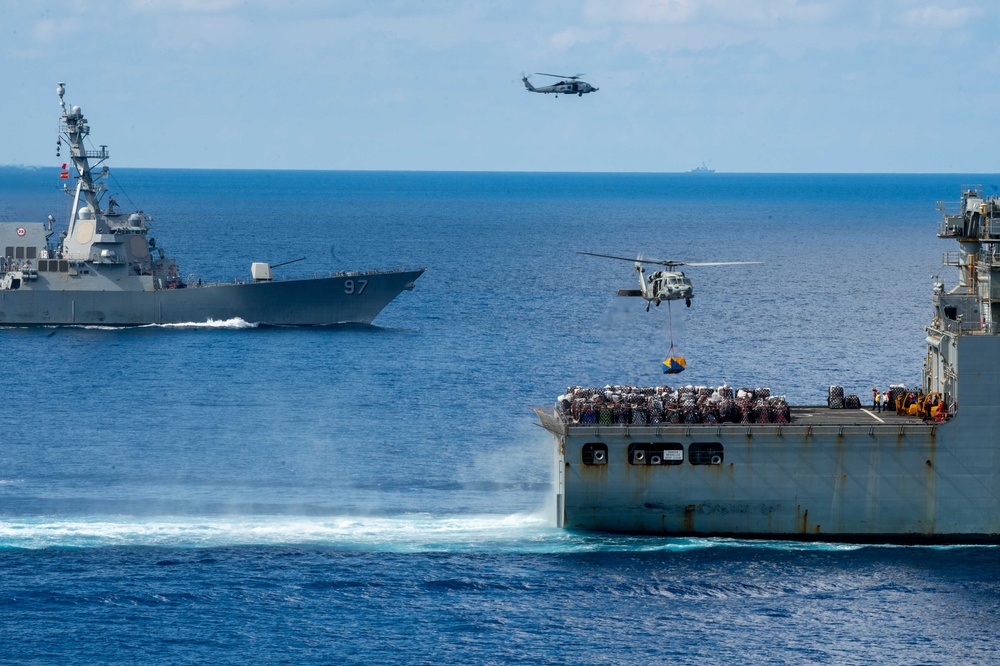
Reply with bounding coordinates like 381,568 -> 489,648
1,169 -> 999,663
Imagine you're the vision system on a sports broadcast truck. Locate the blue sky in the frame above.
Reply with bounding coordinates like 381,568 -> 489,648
3,0 -> 998,172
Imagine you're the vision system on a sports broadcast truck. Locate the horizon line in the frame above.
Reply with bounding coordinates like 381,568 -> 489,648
2,164 -> 998,176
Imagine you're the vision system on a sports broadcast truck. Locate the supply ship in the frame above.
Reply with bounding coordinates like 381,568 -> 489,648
538,185 -> 1000,543
0,84 -> 423,326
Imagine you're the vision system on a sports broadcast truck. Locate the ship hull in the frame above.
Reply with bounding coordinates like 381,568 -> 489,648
555,416 -> 999,543
539,186 -> 1000,543
544,335 -> 1000,543
559,420 -> 1000,541
0,270 -> 423,326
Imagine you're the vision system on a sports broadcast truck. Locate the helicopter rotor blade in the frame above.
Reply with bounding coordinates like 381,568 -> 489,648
535,72 -> 580,80
578,252 -> 760,268
577,251 -> 676,267
678,261 -> 762,267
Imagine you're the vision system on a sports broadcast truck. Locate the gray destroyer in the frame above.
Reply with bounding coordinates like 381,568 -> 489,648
538,185 -> 1000,543
0,84 -> 423,326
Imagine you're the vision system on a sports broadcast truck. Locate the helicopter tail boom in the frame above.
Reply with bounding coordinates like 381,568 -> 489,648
522,76 -> 536,92
617,289 -> 644,297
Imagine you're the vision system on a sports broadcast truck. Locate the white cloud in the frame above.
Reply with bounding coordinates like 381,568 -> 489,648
126,0 -> 253,13
31,18 -> 80,44
148,14 -> 252,49
900,4 -> 975,28
583,0 -> 837,26
575,0 -> 859,57
550,26 -> 607,51
584,0 -> 700,24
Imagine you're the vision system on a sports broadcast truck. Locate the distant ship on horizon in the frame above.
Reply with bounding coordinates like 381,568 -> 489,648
689,162 -> 715,174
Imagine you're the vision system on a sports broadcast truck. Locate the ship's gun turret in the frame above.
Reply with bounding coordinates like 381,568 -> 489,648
252,256 -> 306,282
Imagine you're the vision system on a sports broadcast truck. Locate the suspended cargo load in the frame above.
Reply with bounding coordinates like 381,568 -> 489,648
662,356 -> 686,374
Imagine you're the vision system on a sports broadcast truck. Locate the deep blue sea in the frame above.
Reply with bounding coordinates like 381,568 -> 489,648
2,168 -> 1000,663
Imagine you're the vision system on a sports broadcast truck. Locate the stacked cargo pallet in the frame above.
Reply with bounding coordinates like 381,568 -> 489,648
558,385 -> 790,426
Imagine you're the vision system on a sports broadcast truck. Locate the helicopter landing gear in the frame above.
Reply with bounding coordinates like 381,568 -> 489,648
685,298 -> 692,307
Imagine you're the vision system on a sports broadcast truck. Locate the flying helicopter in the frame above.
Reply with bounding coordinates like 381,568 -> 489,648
522,73 -> 598,96
577,251 -> 760,310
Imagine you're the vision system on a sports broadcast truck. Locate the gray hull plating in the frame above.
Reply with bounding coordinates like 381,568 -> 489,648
546,315 -> 1000,543
558,422 -> 949,541
0,270 -> 423,326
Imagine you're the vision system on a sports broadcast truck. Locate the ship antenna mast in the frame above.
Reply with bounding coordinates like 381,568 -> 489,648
58,82 -> 110,245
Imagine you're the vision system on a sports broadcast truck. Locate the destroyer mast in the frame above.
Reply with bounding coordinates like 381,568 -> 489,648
56,82 -> 182,287
60,81 -> 112,247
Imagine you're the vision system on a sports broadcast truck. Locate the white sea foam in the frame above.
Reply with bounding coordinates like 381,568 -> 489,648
0,513 -> 934,552
0,513 -> 556,551
154,318 -> 258,329
56,318 -> 258,330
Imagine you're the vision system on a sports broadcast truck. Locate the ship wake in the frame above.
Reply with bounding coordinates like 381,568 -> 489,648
152,318 -> 258,329
0,513 -> 943,553
0,513 -> 553,551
